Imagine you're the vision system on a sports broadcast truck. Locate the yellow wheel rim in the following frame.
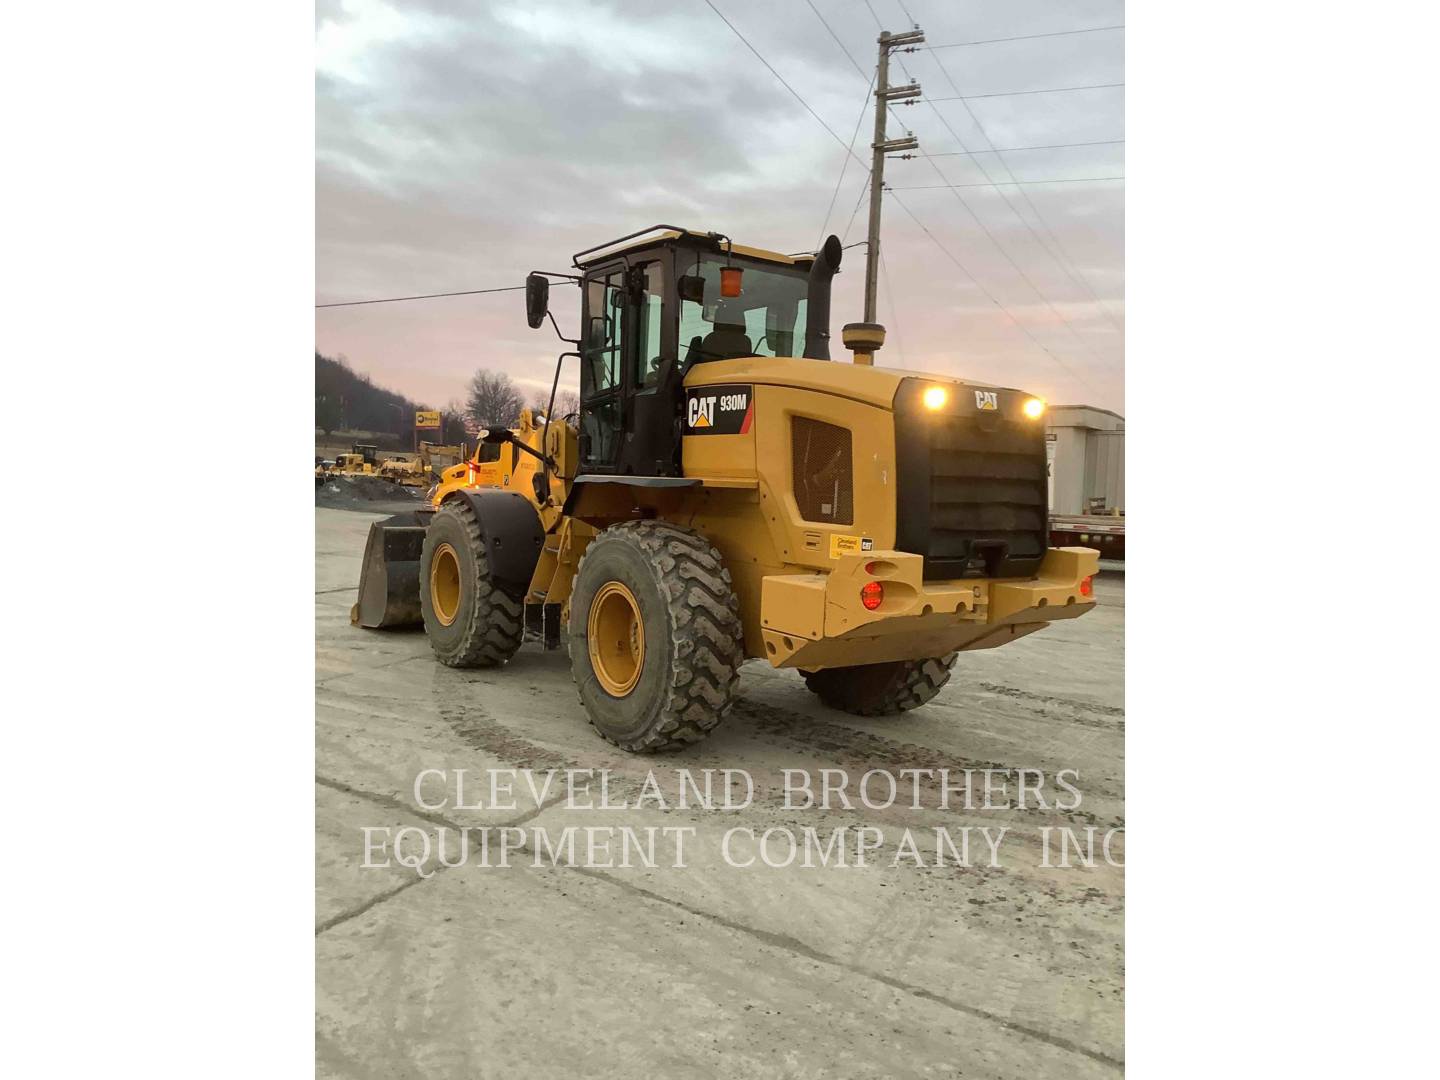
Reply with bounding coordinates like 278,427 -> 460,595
588,581 -> 645,697
430,542 -> 462,627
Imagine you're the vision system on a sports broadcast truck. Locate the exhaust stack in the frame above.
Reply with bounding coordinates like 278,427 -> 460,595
802,234 -> 844,360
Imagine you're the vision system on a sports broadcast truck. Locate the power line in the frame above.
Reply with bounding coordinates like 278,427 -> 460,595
806,0 -> 870,79
315,285 -> 526,309
702,0 -> 869,172
816,0 -> 914,352
928,138 -> 1124,157
920,37 -> 1125,330
703,0 -> 1098,394
922,25 -> 1125,50
856,0 -> 1108,388
927,82 -> 1123,101
816,66 -> 876,245
841,175 -> 872,244
871,5 -> 1120,377
878,246 -> 905,365
889,190 -> 1098,397
900,123 -> 1122,373
891,176 -> 1124,189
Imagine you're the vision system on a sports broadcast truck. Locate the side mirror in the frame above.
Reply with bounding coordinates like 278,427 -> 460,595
525,273 -> 549,329
586,315 -> 607,348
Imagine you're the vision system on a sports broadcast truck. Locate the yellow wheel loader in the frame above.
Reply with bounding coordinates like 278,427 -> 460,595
352,226 -> 1099,752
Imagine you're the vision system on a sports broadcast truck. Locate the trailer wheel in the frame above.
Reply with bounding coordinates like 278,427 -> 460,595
570,521 -> 743,753
419,499 -> 524,668
801,655 -> 957,716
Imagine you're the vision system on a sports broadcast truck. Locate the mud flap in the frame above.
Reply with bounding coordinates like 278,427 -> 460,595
350,510 -> 434,628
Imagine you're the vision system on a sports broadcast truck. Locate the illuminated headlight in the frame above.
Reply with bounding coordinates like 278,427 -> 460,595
1022,398 -> 1046,419
922,386 -> 948,410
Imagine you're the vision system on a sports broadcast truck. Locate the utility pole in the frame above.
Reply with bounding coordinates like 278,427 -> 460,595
863,27 -> 924,324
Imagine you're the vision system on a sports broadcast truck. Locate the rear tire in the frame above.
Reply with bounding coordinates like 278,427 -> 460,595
420,500 -> 524,668
802,655 -> 957,716
570,521 -> 743,753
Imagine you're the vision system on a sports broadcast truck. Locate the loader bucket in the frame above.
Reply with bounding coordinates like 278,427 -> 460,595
350,511 -> 432,629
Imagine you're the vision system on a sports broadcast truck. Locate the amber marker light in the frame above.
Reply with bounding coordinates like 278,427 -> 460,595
720,266 -> 743,297
922,385 -> 948,410
1022,397 -> 1046,419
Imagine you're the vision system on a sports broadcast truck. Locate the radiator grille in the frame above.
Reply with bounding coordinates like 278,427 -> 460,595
894,402 -> 1048,579
791,417 -> 853,525
927,416 -> 1046,564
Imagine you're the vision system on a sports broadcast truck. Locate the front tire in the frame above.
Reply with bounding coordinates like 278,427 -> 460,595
570,522 -> 743,753
420,500 -> 524,668
802,655 -> 957,716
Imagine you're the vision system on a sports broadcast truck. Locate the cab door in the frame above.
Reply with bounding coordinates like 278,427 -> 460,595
579,257 -> 672,476
578,264 -> 628,472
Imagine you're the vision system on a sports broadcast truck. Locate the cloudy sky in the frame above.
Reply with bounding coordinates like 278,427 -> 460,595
316,0 -> 1124,413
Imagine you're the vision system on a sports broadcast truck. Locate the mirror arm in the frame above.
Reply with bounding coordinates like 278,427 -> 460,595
546,308 -> 579,347
510,438 -> 557,473
485,426 -> 559,474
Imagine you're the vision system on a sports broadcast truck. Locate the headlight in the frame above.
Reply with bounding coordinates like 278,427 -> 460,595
1022,398 -> 1045,419
922,385 -> 948,411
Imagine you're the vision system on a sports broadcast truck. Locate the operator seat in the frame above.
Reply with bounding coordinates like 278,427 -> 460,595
696,300 -> 753,362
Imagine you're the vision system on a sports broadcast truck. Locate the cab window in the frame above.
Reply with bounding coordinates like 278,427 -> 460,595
677,255 -> 809,366
584,271 -> 626,394
634,262 -> 664,387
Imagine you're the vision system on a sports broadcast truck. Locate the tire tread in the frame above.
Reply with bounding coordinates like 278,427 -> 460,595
426,500 -> 524,668
572,521 -> 744,752
802,654 -> 957,716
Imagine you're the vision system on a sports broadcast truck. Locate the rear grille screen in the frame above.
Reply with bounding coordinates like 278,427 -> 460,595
791,417 -> 853,525
892,390 -> 1049,580
928,417 -> 1046,564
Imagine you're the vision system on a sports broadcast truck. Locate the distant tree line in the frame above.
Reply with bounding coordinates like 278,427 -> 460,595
315,353 -> 467,445
316,352 -> 581,449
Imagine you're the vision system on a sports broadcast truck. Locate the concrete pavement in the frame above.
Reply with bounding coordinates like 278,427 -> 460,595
315,507 -> 1125,1079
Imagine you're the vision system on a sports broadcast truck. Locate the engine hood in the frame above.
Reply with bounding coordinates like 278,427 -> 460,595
683,356 -> 1027,411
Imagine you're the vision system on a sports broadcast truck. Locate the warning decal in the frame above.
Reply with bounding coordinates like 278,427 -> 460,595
829,534 -> 874,559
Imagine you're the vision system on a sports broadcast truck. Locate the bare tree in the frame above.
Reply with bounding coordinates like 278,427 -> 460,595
553,389 -> 581,419
466,370 -> 524,431
440,398 -> 470,445
527,387 -> 580,422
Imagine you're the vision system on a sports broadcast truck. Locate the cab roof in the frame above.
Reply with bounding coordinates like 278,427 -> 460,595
573,224 -> 809,270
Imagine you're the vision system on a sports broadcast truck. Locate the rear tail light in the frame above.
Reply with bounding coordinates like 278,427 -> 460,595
860,581 -> 884,610
1080,576 -> 1094,597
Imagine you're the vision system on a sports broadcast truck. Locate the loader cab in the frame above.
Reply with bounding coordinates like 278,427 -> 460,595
567,227 -> 819,478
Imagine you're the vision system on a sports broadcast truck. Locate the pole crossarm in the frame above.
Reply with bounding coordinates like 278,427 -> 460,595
880,82 -> 922,102
875,136 -> 919,154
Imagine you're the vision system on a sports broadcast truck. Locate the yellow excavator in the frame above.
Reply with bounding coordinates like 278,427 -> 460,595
352,226 -> 1098,752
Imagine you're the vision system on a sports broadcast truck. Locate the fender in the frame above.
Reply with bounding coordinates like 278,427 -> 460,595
561,474 -> 700,519
441,489 -> 545,589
